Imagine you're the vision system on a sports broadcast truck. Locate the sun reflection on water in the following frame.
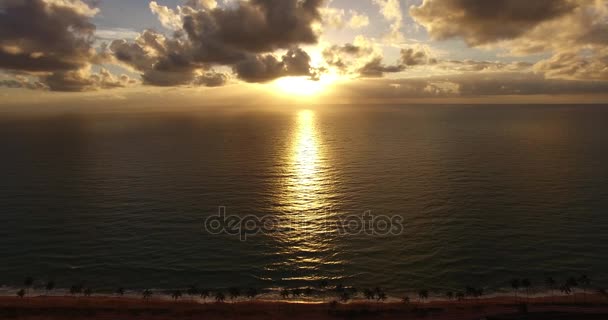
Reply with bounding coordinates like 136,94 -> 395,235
267,110 -> 341,282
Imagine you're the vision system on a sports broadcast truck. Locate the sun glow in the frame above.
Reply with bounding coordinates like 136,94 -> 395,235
273,74 -> 339,96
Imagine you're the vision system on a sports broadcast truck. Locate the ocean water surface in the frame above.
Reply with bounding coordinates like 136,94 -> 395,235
1,104 -> 607,297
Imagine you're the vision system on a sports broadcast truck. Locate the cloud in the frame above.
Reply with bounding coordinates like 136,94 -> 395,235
534,49 -> 608,80
323,39 -> 437,77
335,72 -> 608,101
234,47 -> 314,82
410,0 -> 608,81
373,0 -> 404,44
410,0 -> 581,46
0,0 -> 136,91
321,7 -> 369,29
0,0 -> 97,73
194,71 -> 228,87
109,0 -> 325,86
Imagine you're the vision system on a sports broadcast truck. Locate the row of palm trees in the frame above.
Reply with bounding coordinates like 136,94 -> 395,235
14,274 -> 604,304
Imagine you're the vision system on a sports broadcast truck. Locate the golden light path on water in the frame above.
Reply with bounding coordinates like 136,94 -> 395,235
269,110 -> 341,282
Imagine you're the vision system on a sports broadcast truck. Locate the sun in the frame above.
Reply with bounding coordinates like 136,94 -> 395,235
273,74 -> 339,96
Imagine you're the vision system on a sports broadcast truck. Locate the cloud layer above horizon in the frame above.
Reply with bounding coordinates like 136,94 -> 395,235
1,0 -> 607,100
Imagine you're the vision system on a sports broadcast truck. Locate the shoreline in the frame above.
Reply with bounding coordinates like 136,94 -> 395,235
2,293 -> 608,319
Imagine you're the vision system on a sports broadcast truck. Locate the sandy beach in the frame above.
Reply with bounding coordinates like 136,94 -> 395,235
2,294 -> 607,319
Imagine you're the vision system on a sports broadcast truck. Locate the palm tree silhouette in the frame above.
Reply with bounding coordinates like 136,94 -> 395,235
545,277 -> 556,303
319,280 -> 329,289
215,291 -> 226,303
340,291 -> 351,303
521,279 -> 531,302
511,279 -> 520,301
456,292 -> 465,302
363,288 -> 375,301
465,286 -> 476,302
45,281 -> 55,294
142,289 -> 153,300
418,290 -> 429,303
377,291 -> 387,302
446,291 -> 454,301
579,274 -> 591,302
171,290 -> 182,300
246,288 -> 258,300
402,296 -> 410,304
187,285 -> 199,299
116,287 -> 125,296
70,284 -> 83,296
84,288 -> 93,297
200,289 -> 210,302
560,283 -> 572,299
24,277 -> 34,294
228,288 -> 240,302
566,277 -> 578,302
304,287 -> 313,296
280,288 -> 290,299
17,289 -> 25,298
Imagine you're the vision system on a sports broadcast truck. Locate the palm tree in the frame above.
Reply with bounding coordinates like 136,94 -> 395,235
377,291 -> 387,302
418,290 -> 429,303
70,284 -> 83,296
456,292 -> 465,301
200,289 -> 210,302
246,288 -> 258,300
17,289 -> 25,298
560,283 -> 572,301
521,279 -> 531,302
228,287 -> 240,302
45,281 -> 55,294
171,290 -> 182,300
280,288 -> 290,299
446,291 -> 454,301
579,274 -> 591,302
319,280 -> 328,289
116,287 -> 125,296
291,289 -> 301,298
304,287 -> 313,296
566,277 -> 579,302
465,286 -> 477,302
84,288 -> 93,297
402,296 -> 410,304
511,279 -> 520,301
545,277 -> 556,303
364,288 -> 375,301
187,285 -> 199,299
24,277 -> 34,294
340,291 -> 351,303
215,291 -> 226,303
142,289 -> 152,300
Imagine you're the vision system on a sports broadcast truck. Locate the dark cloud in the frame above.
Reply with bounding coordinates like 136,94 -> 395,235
410,0 -> 582,45
110,0 -> 324,86
43,68 -> 135,92
359,58 -> 404,77
0,0 -> 97,72
0,0 -> 134,91
534,50 -> 608,80
194,71 -> 228,87
401,48 -> 437,66
323,43 -> 436,77
185,0 -> 323,55
337,72 -> 608,100
233,47 -> 313,83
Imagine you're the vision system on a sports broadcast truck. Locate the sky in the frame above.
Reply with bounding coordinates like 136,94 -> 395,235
1,0 -> 608,107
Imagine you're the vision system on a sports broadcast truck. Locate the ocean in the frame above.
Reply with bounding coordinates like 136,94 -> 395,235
1,104 -> 607,299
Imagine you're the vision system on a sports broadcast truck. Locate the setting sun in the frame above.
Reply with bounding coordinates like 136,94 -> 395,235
273,74 -> 338,96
